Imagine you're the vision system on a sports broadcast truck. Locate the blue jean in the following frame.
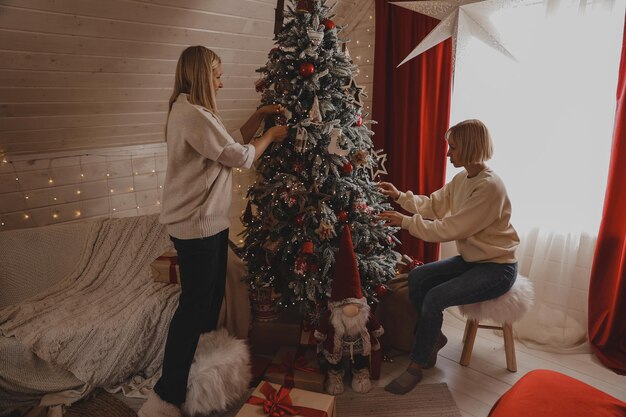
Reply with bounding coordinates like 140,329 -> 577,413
154,229 -> 229,406
408,256 -> 517,366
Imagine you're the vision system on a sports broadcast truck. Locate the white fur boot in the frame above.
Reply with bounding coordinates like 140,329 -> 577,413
138,390 -> 182,417
325,369 -> 345,395
351,367 -> 372,393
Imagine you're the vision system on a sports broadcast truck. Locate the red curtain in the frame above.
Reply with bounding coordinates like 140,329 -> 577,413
588,23 -> 626,375
371,0 -> 453,263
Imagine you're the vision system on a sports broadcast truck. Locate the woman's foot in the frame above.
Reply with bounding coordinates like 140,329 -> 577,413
423,332 -> 448,369
384,362 -> 423,395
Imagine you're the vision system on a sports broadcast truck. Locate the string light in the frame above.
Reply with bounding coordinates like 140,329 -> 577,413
3,151 -> 167,230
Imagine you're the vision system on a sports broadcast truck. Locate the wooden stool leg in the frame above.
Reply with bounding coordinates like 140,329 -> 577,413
460,319 -> 478,366
502,323 -> 517,372
462,319 -> 471,343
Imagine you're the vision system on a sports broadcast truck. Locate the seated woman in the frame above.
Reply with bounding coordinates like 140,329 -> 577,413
378,119 -> 520,394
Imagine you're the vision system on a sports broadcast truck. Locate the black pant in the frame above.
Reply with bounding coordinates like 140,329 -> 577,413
328,353 -> 369,372
154,229 -> 229,406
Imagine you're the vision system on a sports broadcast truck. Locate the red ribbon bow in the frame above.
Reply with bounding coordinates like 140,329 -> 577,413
246,382 -> 328,417
266,349 -> 321,387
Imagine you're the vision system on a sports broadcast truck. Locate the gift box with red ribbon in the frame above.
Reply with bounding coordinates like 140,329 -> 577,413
235,381 -> 335,417
151,250 -> 180,284
299,328 -> 318,348
264,347 -> 324,393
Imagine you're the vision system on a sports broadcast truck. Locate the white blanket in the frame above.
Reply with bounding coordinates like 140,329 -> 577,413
0,215 -> 179,396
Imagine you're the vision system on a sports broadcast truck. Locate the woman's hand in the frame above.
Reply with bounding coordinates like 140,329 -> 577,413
378,182 -> 401,200
378,211 -> 405,227
267,125 -> 289,142
257,104 -> 284,118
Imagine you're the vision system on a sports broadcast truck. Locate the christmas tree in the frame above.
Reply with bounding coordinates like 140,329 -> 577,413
241,0 -> 398,317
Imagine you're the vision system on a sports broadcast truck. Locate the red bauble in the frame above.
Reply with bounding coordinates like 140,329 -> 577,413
299,62 -> 315,78
355,115 -> 363,127
408,259 -> 424,270
322,19 -> 335,30
293,160 -> 304,172
342,162 -> 354,174
294,213 -> 305,227
296,0 -> 314,13
301,240 -> 314,254
375,284 -> 389,298
337,210 -> 348,222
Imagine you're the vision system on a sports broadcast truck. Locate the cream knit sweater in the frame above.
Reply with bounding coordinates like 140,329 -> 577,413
159,94 -> 255,239
397,168 -> 519,263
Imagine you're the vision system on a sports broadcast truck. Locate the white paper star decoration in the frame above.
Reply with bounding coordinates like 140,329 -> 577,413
370,149 -> 388,180
391,0 -> 518,69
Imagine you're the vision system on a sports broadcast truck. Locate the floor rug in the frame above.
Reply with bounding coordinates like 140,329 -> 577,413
335,383 -> 461,417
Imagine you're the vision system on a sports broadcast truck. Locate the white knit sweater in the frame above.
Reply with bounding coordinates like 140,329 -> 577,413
159,94 -> 255,239
397,168 -> 519,264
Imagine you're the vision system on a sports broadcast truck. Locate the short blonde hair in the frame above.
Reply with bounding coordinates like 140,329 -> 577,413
445,119 -> 493,164
168,46 -> 221,115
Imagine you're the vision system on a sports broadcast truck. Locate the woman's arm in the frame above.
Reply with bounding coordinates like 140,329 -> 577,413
248,125 -> 289,161
239,104 -> 284,143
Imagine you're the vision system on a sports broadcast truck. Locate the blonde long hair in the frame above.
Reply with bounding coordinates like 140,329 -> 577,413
167,46 -> 221,134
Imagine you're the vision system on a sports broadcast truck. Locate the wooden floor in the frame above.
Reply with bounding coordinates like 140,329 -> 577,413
376,311 -> 626,417
121,311 -> 626,417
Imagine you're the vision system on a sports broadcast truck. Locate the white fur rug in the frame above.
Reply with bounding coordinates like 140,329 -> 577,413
182,329 -> 251,417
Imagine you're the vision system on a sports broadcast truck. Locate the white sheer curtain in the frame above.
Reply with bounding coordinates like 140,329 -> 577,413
447,0 -> 625,351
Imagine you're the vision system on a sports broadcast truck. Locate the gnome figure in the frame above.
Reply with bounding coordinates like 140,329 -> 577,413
314,225 -> 384,395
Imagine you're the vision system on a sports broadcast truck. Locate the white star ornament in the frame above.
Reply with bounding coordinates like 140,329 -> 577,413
391,0 -> 516,68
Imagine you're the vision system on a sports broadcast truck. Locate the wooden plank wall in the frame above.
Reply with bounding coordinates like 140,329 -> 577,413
0,0 -> 376,233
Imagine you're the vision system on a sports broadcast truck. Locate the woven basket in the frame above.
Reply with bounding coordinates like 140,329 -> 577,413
64,391 -> 136,417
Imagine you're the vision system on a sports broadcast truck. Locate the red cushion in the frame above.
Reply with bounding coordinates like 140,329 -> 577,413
489,369 -> 626,417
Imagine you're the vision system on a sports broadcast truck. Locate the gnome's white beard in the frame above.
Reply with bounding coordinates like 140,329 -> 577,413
330,301 -> 370,337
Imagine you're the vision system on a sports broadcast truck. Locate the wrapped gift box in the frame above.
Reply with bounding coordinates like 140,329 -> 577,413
264,347 -> 324,393
248,306 -> 302,355
299,327 -> 318,348
236,381 -> 335,417
151,250 -> 180,284
250,355 -> 273,388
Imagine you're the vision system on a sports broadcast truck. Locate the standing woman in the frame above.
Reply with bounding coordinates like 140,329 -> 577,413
139,46 -> 289,417
378,119 -> 519,395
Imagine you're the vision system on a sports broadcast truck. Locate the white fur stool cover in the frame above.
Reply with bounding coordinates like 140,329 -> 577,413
182,328 -> 251,417
459,275 -> 534,323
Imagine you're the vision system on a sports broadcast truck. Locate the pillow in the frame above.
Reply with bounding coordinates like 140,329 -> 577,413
489,369 -> 626,417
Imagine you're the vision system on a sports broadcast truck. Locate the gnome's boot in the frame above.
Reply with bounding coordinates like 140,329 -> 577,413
351,367 -> 372,393
325,369 -> 345,395
138,391 -> 182,417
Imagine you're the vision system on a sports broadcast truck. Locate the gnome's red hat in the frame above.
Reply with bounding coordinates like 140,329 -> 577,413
329,225 -> 365,306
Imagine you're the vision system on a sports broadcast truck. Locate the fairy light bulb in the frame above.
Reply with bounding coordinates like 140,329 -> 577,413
23,214 -> 29,220
75,210 -> 81,217
52,212 -> 59,219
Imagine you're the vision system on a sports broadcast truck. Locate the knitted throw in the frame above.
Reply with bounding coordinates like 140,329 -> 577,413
0,214 -> 179,388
